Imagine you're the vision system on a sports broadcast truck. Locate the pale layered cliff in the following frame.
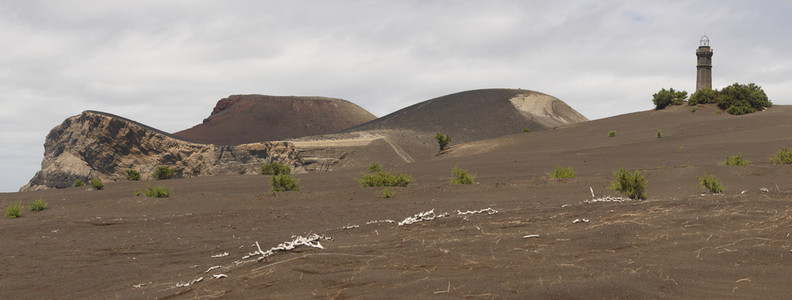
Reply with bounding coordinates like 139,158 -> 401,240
21,111 -> 302,191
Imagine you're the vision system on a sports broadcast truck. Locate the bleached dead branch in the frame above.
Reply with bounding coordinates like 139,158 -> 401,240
175,277 -> 203,288
205,265 -> 221,273
523,234 -> 540,238
243,234 -> 332,261
398,209 -> 449,226
212,274 -> 228,279
584,196 -> 627,203
572,218 -> 590,224
211,252 -> 229,258
342,224 -> 360,230
366,219 -> 396,225
456,208 -> 499,215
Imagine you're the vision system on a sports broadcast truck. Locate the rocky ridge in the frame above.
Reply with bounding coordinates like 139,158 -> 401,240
21,111 -> 302,191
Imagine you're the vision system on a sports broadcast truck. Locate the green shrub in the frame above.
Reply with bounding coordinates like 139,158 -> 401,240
608,167 -> 647,200
356,171 -> 414,187
716,83 -> 772,115
689,88 -> 718,106
260,162 -> 291,176
770,148 -> 792,165
522,128 -> 531,133
271,173 -> 301,193
435,133 -> 452,152
450,166 -> 476,184
73,179 -> 85,187
690,106 -> 698,113
29,197 -> 48,212
608,130 -> 616,137
368,162 -> 383,173
126,169 -> 140,181
5,202 -> 24,219
89,178 -> 104,190
652,88 -> 688,110
142,185 -> 170,198
721,153 -> 750,166
656,130 -> 662,138
550,166 -> 577,179
152,166 -> 175,180
380,187 -> 394,198
697,174 -> 724,193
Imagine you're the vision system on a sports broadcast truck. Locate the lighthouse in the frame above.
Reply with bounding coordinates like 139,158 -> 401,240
696,35 -> 713,92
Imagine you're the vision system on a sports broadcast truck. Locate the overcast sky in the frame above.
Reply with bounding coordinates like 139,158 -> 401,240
1,1 -> 791,192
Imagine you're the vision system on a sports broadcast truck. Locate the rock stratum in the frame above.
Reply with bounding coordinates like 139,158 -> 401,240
21,111 -> 302,191
173,95 -> 376,145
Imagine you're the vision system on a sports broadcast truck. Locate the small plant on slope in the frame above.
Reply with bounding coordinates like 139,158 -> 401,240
142,185 -> 170,198
126,169 -> 141,181
152,166 -> 175,180
522,128 -> 531,133
5,202 -> 24,219
550,166 -> 577,179
608,167 -> 647,200
260,162 -> 291,176
435,133 -> 452,152
271,173 -> 300,193
770,148 -> 792,165
380,187 -> 394,198
656,130 -> 662,138
356,171 -> 413,187
29,197 -> 48,212
608,130 -> 616,137
368,162 -> 383,173
697,174 -> 724,193
73,179 -> 85,187
721,153 -> 750,166
450,166 -> 476,184
89,178 -> 104,190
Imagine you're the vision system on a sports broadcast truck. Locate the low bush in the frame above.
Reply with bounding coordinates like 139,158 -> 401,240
721,153 -> 750,166
652,88 -> 688,110
656,130 -> 662,138
29,197 -> 48,212
89,178 -> 104,190
690,106 -> 698,113
260,162 -> 291,176
368,162 -> 382,173
550,166 -> 577,179
689,88 -> 718,106
716,83 -> 772,115
608,130 -> 616,137
450,166 -> 476,184
152,166 -> 175,180
435,133 -> 452,152
608,167 -> 647,200
142,185 -> 170,198
522,128 -> 531,133
73,179 -> 85,187
5,202 -> 24,219
126,169 -> 140,181
697,174 -> 724,193
770,148 -> 792,165
356,171 -> 413,187
380,187 -> 394,198
271,173 -> 300,193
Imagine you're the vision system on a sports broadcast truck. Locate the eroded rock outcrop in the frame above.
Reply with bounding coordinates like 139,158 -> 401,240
21,111 -> 302,191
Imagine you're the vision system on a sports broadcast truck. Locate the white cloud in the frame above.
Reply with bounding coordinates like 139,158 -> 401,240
1,0 -> 791,191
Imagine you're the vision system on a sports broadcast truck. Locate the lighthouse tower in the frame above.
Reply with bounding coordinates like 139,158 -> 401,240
696,35 -> 713,92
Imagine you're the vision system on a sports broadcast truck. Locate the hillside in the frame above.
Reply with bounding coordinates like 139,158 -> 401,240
3,104 -> 792,298
174,95 -> 376,145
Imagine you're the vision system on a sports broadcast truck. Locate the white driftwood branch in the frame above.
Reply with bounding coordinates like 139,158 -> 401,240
342,224 -> 360,230
175,276 -> 204,288
212,274 -> 228,279
366,219 -> 396,225
211,252 -> 229,258
398,209 -> 449,226
247,234 -> 332,262
205,265 -> 221,273
523,234 -> 540,238
572,218 -> 590,224
456,208 -> 499,215
584,196 -> 627,203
